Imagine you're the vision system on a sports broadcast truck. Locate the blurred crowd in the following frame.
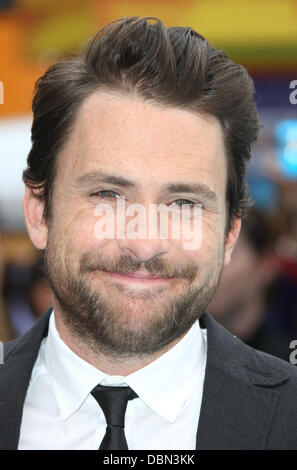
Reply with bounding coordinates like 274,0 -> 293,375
0,236 -> 51,341
209,204 -> 297,362
0,179 -> 297,363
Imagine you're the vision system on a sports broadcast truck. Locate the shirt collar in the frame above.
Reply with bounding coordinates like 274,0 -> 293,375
45,310 -> 206,423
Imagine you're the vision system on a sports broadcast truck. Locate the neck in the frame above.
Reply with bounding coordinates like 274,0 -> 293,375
53,307 -> 188,376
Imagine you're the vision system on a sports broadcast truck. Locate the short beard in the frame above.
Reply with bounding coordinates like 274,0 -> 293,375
44,238 -> 224,360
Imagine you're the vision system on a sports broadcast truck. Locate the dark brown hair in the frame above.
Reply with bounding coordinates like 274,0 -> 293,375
23,16 -> 259,232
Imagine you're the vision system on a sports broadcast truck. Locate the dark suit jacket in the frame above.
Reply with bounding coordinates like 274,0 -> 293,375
1,307 -> 297,450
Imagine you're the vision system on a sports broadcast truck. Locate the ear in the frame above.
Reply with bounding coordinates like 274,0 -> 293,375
223,217 -> 241,267
23,185 -> 48,250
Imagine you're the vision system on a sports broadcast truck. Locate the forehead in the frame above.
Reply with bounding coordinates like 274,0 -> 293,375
57,90 -> 227,194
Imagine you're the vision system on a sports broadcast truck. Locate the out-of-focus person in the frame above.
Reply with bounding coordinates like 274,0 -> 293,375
3,255 -> 51,336
0,242 -> 16,342
208,209 -> 290,361
27,257 -> 51,319
270,180 -> 297,342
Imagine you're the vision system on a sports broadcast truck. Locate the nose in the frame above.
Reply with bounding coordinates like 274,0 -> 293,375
117,235 -> 170,263
115,200 -> 173,262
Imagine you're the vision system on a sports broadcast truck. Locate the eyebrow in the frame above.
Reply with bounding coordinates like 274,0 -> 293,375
161,182 -> 217,204
76,171 -> 138,190
75,170 -> 218,204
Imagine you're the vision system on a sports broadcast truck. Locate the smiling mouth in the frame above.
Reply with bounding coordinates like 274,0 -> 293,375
99,269 -> 175,284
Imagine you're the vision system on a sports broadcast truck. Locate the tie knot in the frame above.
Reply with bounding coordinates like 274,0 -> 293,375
91,384 -> 138,428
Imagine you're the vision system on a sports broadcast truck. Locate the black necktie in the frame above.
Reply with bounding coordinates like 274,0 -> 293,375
91,384 -> 138,450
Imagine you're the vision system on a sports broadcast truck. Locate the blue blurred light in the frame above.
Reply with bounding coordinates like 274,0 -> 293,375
248,175 -> 278,211
274,120 -> 297,179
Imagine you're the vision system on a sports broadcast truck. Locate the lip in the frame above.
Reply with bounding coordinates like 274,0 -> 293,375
99,270 -> 174,284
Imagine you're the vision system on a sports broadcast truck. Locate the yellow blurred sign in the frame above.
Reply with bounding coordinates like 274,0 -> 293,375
0,0 -> 296,116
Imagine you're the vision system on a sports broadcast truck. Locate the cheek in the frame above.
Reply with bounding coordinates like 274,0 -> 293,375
174,211 -> 225,266
201,214 -> 224,253
50,205 -> 115,269
74,214 -> 115,252
176,221 -> 223,272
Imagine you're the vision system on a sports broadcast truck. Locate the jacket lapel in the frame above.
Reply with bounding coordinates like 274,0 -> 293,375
0,307 -> 291,450
196,313 -> 290,449
0,308 -> 52,450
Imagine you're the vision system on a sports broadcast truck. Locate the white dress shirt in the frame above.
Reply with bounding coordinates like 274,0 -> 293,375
18,311 -> 207,450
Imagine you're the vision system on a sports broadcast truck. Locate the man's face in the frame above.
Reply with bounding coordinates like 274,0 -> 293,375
28,90 -> 239,358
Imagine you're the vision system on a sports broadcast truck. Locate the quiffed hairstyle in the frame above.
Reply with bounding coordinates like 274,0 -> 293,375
23,16 -> 259,232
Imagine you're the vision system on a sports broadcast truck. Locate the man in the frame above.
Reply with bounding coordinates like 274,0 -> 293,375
1,16 -> 297,450
208,209 -> 290,361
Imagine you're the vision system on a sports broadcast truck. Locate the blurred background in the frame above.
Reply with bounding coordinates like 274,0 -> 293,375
0,0 -> 296,361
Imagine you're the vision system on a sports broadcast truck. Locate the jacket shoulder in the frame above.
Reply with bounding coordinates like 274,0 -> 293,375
3,336 -> 23,358
255,349 -> 297,449
202,312 -> 296,387
250,345 -> 297,384
1,309 -> 52,364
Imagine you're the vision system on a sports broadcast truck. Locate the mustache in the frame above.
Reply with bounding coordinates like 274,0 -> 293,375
80,252 -> 197,282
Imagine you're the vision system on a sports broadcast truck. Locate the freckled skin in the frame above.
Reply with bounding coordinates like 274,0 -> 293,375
23,90 -> 241,375
53,91 -> 228,274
